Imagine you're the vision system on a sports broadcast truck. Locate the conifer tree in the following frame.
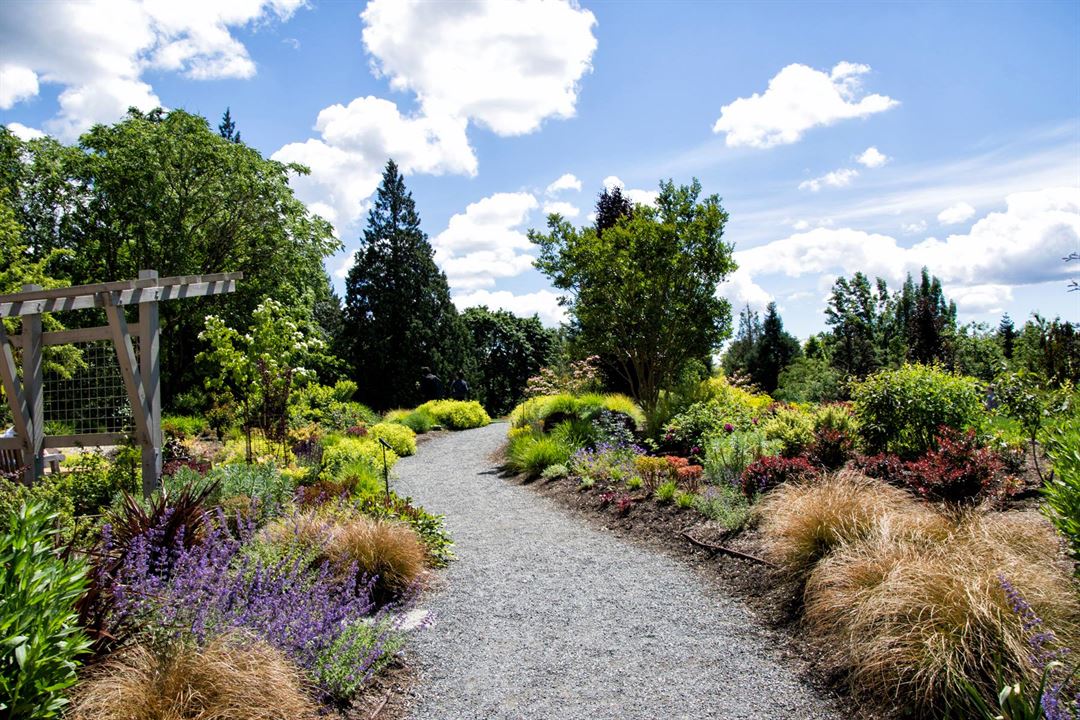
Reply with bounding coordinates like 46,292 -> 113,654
218,108 -> 241,143
342,160 -> 468,408
997,313 -> 1017,360
752,302 -> 802,392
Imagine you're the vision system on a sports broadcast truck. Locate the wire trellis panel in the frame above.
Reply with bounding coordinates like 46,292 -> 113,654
43,339 -> 135,435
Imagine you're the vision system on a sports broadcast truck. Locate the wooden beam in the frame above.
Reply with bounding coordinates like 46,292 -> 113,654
8,324 -> 129,348
0,271 -> 243,304
0,277 -> 240,317
43,432 -> 127,449
0,436 -> 21,450
103,296 -> 151,447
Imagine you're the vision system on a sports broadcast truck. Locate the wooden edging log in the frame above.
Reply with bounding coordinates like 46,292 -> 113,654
680,531 -> 777,568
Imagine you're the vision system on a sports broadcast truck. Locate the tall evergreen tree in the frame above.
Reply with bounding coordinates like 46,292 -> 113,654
218,108 -> 241,143
721,304 -> 761,377
752,302 -> 802,392
342,160 -> 468,409
594,185 -> 634,237
825,272 -> 881,377
903,267 -> 956,364
997,313 -> 1017,360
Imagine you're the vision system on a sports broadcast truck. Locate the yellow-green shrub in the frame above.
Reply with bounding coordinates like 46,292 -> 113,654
368,422 -> 416,457
320,436 -> 397,480
763,405 -> 816,457
507,393 -> 644,431
415,400 -> 491,430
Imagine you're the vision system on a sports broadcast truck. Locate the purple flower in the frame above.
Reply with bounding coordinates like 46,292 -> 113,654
724,423 -> 735,433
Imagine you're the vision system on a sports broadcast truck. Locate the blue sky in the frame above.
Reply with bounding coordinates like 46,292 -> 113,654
2,0 -> 1078,337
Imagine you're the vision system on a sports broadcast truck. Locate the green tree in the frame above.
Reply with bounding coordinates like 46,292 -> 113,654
461,306 -> 557,415
951,322 -> 1005,382
0,113 -> 339,407
752,301 -> 801,392
1014,314 -> 1080,387
218,107 -> 241,143
531,178 -> 735,424
342,160 -> 469,409
825,272 -> 881,377
897,267 -> 956,365
721,304 -> 761,378
997,313 -> 1017,360
774,357 -> 843,403
594,185 -> 634,237
197,298 -> 324,461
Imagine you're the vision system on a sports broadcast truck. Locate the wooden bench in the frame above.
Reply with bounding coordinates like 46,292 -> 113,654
0,447 -> 64,476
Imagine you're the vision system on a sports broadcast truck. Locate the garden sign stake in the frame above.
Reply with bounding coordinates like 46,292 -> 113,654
379,437 -> 393,500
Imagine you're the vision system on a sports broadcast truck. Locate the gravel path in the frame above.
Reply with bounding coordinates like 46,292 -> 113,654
395,423 -> 841,720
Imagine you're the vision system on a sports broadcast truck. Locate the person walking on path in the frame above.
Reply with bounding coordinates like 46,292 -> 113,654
450,372 -> 469,401
420,366 -> 444,402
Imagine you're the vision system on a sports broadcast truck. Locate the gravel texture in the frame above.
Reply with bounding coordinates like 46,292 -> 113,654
395,423 -> 842,720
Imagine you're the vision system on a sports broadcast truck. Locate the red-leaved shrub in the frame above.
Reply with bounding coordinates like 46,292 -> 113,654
904,427 -> 1003,503
740,456 -> 817,496
807,428 -> 855,471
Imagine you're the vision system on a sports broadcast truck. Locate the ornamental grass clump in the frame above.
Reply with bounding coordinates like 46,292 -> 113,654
803,510 -> 1080,713
507,431 -> 573,479
758,470 -> 920,574
68,634 -> 320,720
324,515 -> 427,604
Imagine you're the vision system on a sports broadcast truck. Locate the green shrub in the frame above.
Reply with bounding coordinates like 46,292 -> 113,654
415,400 -> 491,430
774,357 -> 843,404
703,429 -> 779,485
0,504 -> 91,719
164,462 -> 296,513
290,382 -> 377,431
0,477 -> 77,545
550,418 -> 598,451
693,485 -> 752,530
1043,415 -> 1080,565
664,381 -> 769,451
369,422 -> 417,457
852,364 -> 986,457
161,415 -> 210,439
386,408 -> 437,434
762,406 -> 816,458
507,432 -> 572,478
655,480 -> 678,504
315,617 -> 406,701
675,490 -> 696,509
321,436 -> 398,480
540,463 -> 568,481
813,403 -> 859,436
508,393 -> 644,432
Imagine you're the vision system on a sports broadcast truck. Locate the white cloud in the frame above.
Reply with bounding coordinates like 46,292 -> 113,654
542,201 -> 580,218
792,220 -> 811,231
856,146 -> 889,168
0,65 -> 39,109
546,172 -> 582,196
713,61 -> 898,149
451,289 -> 567,326
799,167 -> 859,192
717,268 -> 773,313
901,220 -> 927,234
361,0 -> 597,136
937,201 -> 976,225
731,187 -> 1079,315
602,175 -> 659,206
4,122 -> 45,141
432,191 -> 539,290
0,0 -> 305,140
272,96 -> 475,229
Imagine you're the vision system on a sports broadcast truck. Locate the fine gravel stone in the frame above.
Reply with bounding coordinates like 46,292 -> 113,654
395,423 -> 842,720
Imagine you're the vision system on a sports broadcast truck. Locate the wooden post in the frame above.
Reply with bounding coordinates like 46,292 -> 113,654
21,284 -> 43,484
0,323 -> 33,485
138,270 -> 161,496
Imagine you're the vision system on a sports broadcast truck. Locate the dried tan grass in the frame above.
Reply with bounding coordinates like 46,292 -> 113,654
757,470 -> 930,573
804,508 -> 1080,711
326,514 -> 426,600
69,634 -> 320,720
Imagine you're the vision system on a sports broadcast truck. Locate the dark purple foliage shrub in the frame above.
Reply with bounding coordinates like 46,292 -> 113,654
853,452 -> 907,482
904,427 -> 1003,503
807,428 -> 854,471
739,455 -> 817,496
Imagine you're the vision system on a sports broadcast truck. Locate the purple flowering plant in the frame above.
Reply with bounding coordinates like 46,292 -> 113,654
105,507 -> 409,701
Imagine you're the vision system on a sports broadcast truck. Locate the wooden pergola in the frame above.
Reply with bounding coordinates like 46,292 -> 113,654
0,270 -> 241,495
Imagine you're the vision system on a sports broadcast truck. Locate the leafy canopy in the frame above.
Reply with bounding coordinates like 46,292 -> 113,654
530,178 -> 736,422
